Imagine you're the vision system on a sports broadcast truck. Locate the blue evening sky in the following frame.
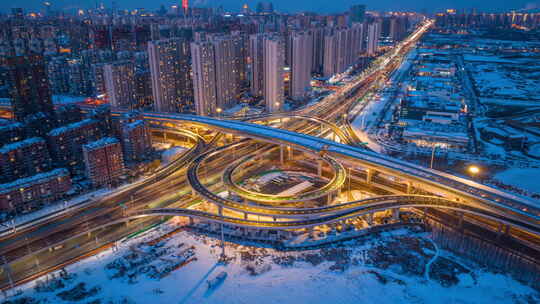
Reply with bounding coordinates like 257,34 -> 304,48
2,0 -> 539,13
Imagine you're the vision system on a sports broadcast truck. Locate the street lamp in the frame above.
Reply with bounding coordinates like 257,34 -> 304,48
468,165 -> 480,180
216,107 -> 222,117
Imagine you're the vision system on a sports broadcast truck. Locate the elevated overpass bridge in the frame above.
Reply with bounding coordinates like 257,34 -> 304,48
143,112 -> 540,227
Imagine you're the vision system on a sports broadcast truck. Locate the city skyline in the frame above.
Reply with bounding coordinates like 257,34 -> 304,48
0,2 -> 539,303
2,0 -> 540,13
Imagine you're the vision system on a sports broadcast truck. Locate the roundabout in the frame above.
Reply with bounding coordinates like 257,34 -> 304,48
221,144 -> 346,205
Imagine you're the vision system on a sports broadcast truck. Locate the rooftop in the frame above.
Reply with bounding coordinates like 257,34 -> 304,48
0,168 -> 70,194
0,137 -> 45,154
83,137 -> 119,151
48,119 -> 97,137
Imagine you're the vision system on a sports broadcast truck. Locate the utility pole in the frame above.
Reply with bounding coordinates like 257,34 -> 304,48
348,167 -> 352,201
2,256 -> 14,294
220,223 -> 225,260
430,145 -> 436,169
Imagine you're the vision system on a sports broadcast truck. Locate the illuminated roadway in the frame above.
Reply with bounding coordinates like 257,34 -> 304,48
2,19 -> 539,291
144,112 -> 540,221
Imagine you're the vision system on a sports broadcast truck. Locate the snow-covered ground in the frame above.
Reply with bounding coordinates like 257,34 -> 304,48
494,168 -> 540,194
161,146 -> 187,165
4,223 -> 538,304
349,49 -> 416,154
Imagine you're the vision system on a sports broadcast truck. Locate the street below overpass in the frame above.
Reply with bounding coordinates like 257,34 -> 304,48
2,19 -> 539,291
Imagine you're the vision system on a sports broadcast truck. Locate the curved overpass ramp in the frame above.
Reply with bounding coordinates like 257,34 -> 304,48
143,112 -> 540,224
129,196 -> 540,233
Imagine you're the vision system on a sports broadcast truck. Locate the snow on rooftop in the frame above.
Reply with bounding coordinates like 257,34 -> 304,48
0,137 -> 45,153
0,168 -> 69,194
124,120 -> 145,131
83,137 -> 119,151
52,95 -> 86,105
0,121 -> 23,131
463,55 -> 516,64
48,119 -> 97,137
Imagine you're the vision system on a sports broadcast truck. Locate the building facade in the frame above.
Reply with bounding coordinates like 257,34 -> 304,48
0,137 -> 51,183
367,22 -> 381,56
47,119 -> 103,173
289,31 -> 313,100
191,35 -> 242,116
148,38 -> 194,113
249,33 -> 266,97
83,137 -> 124,187
264,36 -> 285,113
120,119 -> 152,162
0,168 -> 71,212
104,60 -> 136,110
6,55 -> 55,121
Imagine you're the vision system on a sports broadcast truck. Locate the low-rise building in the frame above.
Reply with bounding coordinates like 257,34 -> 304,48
399,91 -> 464,124
480,125 -> 528,151
47,119 -> 103,174
0,137 -> 52,183
0,168 -> 71,212
0,121 -> 25,147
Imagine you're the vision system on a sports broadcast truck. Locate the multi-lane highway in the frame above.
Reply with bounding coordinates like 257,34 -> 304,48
2,19 -> 538,291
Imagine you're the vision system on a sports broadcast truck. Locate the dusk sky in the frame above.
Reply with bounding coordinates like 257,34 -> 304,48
2,0 -> 540,13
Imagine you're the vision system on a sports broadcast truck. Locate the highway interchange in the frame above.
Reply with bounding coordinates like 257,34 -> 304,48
1,19 -> 539,291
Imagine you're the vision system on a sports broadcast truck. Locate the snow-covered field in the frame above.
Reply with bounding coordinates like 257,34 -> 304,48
494,168 -> 540,194
4,223 -> 538,304
161,146 -> 187,165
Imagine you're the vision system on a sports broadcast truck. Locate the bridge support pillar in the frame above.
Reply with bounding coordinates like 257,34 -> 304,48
244,213 -> 248,220
366,169 -> 373,184
327,193 -> 333,204
497,222 -> 509,238
392,208 -> 400,221
347,168 -> 353,201
406,182 -> 413,194
163,132 -> 167,141
287,147 -> 293,160
318,161 -> 323,177
365,213 -> 373,226
332,132 -> 336,142
189,217 -> 194,226
218,206 -> 223,216
280,145 -> 284,164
